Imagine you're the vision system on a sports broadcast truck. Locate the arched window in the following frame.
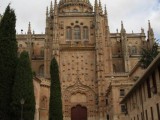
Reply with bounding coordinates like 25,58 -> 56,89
83,27 -> 89,40
66,27 -> 72,40
74,26 -> 81,40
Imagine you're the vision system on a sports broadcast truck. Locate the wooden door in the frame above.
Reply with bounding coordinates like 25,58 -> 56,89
71,105 -> 87,120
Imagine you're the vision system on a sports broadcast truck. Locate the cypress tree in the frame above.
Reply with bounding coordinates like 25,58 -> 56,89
11,51 -> 35,120
49,57 -> 63,120
0,5 -> 17,119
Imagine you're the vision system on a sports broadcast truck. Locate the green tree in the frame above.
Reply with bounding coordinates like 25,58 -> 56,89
0,5 -> 17,119
49,58 -> 63,120
11,51 -> 35,120
140,41 -> 159,68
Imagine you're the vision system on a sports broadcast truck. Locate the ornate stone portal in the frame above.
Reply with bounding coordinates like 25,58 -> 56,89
61,51 -> 97,120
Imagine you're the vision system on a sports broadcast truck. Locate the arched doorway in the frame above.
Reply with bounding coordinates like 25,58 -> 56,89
71,105 -> 87,120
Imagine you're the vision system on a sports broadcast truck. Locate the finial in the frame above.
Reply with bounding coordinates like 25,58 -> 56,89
27,22 -> 31,34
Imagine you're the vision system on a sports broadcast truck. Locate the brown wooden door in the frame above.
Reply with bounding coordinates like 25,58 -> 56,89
71,105 -> 87,120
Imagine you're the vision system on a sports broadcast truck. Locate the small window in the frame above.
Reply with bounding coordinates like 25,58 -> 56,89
107,114 -> 109,120
106,98 -> 108,105
120,89 -> 125,97
147,78 -> 151,98
121,104 -> 126,113
152,71 -> 157,94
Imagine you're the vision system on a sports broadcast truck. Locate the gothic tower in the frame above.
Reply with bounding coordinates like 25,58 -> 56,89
44,0 -> 112,120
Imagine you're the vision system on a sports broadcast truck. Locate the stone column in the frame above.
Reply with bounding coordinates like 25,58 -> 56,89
34,107 -> 39,120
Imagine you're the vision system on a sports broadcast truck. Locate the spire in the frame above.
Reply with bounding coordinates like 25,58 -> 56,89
148,20 -> 154,34
148,20 -> 154,48
104,5 -> 109,27
54,0 -> 57,8
54,0 -> 58,15
50,1 -> 53,16
104,5 -> 107,15
55,0 -> 57,5
27,22 -> 32,34
148,20 -> 154,35
99,0 -> 102,12
121,21 -> 124,29
148,20 -> 151,30
121,21 -> 126,33
94,0 -> 98,12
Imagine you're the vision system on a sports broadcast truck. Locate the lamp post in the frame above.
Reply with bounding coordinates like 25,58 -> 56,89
20,98 -> 25,120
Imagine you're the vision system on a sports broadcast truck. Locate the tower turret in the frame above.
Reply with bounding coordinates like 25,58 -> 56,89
120,21 -> 129,72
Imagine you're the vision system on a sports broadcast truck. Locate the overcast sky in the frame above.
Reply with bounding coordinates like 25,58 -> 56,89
0,0 -> 160,39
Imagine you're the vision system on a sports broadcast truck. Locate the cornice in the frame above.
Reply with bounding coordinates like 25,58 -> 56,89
60,46 -> 95,51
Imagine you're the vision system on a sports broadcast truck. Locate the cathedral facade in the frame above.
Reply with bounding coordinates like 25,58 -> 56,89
16,0 -> 155,120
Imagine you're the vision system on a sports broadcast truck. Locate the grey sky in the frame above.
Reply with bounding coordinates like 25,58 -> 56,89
0,0 -> 160,39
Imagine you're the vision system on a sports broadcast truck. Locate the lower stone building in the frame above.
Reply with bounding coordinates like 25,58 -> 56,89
105,63 -> 145,120
121,53 -> 160,120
